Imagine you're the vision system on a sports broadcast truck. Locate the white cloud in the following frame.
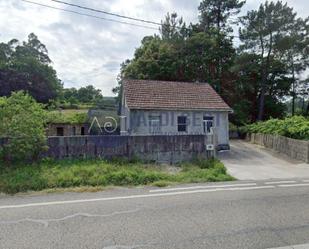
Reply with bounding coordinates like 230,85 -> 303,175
0,0 -> 308,95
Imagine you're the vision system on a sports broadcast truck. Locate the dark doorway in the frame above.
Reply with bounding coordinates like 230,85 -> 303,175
81,127 -> 85,136
56,127 -> 64,136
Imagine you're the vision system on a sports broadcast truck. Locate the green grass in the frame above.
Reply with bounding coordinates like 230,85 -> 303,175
0,158 -> 234,194
46,109 -> 119,125
46,110 -> 88,124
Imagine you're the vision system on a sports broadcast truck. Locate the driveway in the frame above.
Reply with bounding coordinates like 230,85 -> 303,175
219,140 -> 309,180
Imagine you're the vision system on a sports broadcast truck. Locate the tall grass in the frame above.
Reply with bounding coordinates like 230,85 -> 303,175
0,158 -> 234,194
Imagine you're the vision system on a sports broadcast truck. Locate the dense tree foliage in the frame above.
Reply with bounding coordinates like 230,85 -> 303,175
198,0 -> 245,32
0,33 -> 62,103
115,0 -> 308,124
239,1 -> 309,120
246,116 -> 309,140
115,13 -> 235,94
0,92 -> 47,163
60,85 -> 104,108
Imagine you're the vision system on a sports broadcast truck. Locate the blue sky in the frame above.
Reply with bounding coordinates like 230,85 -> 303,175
0,0 -> 308,95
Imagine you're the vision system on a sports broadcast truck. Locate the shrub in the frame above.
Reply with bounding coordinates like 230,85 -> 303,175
46,111 -> 87,124
193,157 -> 218,169
246,116 -> 309,140
0,92 -> 47,163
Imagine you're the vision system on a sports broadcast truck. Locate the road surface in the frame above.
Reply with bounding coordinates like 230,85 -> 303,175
219,140 -> 309,180
1,179 -> 309,249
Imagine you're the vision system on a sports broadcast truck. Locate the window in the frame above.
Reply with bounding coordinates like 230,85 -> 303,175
203,116 -> 214,134
178,116 -> 187,132
81,127 -> 85,136
56,127 -> 64,136
149,115 -> 161,134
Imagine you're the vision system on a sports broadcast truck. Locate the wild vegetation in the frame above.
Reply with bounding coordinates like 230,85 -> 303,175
246,116 -> 309,140
1,0 -> 308,123
0,92 -> 47,163
0,33 -> 113,110
114,0 -> 309,123
0,158 -> 234,194
0,0 -> 308,192
0,33 -> 62,103
46,110 -> 88,124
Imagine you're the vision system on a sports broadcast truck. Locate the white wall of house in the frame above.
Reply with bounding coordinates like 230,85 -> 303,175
121,109 -> 230,147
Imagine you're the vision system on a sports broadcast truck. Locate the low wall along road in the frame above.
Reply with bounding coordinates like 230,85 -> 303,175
248,133 -> 309,163
43,135 -> 212,164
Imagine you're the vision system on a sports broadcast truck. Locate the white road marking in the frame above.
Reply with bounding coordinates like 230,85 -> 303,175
0,186 -> 275,210
278,183 -> 309,188
302,180 -> 309,183
265,181 -> 296,185
149,183 -> 257,193
267,243 -> 309,249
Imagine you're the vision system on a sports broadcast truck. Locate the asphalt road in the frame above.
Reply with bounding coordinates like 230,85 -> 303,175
219,140 -> 309,180
1,179 -> 309,249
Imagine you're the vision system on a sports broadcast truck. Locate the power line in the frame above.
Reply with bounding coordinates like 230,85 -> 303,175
50,0 -> 162,26
50,0 -> 240,39
21,0 -> 159,31
22,0 -> 240,39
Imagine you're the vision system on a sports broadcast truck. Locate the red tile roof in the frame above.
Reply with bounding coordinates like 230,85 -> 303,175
123,79 -> 232,111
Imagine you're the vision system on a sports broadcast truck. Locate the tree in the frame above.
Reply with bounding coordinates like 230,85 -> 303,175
239,1 -> 301,120
0,92 -> 47,163
198,0 -> 242,93
116,29 -> 235,94
231,51 -> 288,123
0,33 -> 61,103
276,17 -> 309,115
298,78 -> 309,115
120,35 -> 182,81
61,85 -> 104,106
160,12 -> 188,41
198,0 -> 245,32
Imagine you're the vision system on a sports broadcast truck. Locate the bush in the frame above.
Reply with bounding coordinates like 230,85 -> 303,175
192,157 -> 218,169
0,92 -> 47,163
46,111 -> 87,124
246,116 -> 309,140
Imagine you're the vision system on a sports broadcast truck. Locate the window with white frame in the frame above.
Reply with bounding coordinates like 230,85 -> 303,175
149,115 -> 161,134
203,116 -> 214,134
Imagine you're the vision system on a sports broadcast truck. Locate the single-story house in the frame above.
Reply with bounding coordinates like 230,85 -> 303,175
120,79 -> 233,150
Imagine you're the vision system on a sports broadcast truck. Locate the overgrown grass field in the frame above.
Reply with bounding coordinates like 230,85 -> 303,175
0,158 -> 234,194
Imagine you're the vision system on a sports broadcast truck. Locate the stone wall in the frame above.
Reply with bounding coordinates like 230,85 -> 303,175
42,135 -> 211,164
46,123 -> 89,136
248,133 -> 309,163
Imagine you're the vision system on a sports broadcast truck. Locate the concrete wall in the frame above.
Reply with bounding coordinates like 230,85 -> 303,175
42,135 -> 211,164
248,133 -> 309,163
121,109 -> 229,148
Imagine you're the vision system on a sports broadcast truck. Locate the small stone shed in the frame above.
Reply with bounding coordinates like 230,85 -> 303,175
46,123 -> 89,137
